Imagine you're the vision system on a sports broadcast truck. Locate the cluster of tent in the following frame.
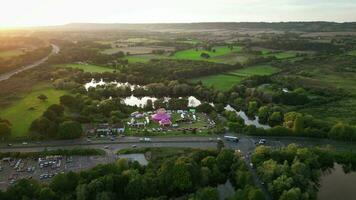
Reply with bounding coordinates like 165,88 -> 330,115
151,108 -> 172,126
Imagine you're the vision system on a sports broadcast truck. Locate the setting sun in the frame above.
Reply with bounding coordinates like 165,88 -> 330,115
1,0 -> 356,28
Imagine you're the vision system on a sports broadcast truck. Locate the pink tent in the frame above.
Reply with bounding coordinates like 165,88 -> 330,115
151,108 -> 171,122
159,118 -> 172,126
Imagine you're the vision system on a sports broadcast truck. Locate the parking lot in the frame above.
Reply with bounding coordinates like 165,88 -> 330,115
0,155 -> 112,190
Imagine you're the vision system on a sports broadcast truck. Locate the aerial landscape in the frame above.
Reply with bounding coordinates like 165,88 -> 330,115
0,0 -> 356,200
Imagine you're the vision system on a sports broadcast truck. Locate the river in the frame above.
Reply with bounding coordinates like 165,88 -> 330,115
318,163 -> 356,200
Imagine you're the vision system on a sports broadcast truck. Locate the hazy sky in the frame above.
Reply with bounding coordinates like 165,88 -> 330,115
1,0 -> 356,27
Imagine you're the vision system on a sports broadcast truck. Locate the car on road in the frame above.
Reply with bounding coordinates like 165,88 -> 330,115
22,142 -> 28,145
256,139 -> 267,145
140,137 -> 151,142
131,145 -> 137,148
224,136 -> 239,142
104,145 -> 110,149
7,144 -> 12,147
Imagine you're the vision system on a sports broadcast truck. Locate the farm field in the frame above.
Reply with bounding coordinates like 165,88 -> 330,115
172,46 -> 244,64
0,86 -> 68,137
54,63 -> 115,73
0,49 -> 24,58
191,65 -> 280,91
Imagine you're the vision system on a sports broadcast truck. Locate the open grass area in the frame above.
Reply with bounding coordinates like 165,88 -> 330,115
54,63 -> 115,73
262,51 -> 297,59
125,54 -> 168,63
191,65 -> 280,91
0,49 -> 24,58
0,86 -> 68,137
172,46 -> 243,63
347,50 -> 356,56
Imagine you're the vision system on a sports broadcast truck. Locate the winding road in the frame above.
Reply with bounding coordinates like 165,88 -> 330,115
0,44 -> 59,82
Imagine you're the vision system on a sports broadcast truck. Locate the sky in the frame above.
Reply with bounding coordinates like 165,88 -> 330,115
0,0 -> 356,28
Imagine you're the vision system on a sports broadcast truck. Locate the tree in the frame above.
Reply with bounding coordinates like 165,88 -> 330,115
0,122 -> 11,139
217,140 -> 225,152
60,95 -> 77,109
216,150 -> 234,173
116,158 -> 129,171
279,187 -> 303,200
270,175 -> 294,198
292,116 -> 304,134
247,101 -> 259,117
38,187 -> 57,200
258,106 -> 270,124
195,187 -> 218,200
201,52 -> 210,59
144,99 -> 153,111
268,112 -> 283,127
37,94 -> 48,102
57,121 -> 83,139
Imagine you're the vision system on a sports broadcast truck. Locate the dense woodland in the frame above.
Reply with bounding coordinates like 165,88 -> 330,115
0,148 -> 264,200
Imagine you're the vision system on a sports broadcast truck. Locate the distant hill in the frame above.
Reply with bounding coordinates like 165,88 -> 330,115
41,22 -> 356,32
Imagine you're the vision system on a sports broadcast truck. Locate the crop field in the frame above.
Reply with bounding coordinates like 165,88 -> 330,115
191,65 -> 280,91
54,63 -> 115,73
0,86 -> 68,137
172,46 -> 243,63
0,49 -> 24,58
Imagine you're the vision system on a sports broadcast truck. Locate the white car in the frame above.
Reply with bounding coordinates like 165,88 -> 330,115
140,137 -> 151,142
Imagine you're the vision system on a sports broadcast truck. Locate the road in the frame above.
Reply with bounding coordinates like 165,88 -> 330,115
1,134 -> 354,153
0,134 -> 354,198
0,44 -> 59,82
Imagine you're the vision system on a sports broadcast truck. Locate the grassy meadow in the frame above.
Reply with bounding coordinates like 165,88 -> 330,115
54,63 -> 115,73
0,49 -> 24,58
125,54 -> 168,63
172,46 -> 243,63
191,65 -> 280,91
262,51 -> 297,59
0,86 -> 68,137
347,50 -> 356,56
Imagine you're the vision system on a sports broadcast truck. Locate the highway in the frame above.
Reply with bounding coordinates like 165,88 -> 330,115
0,44 -> 59,82
0,134 -> 354,198
1,134 -> 354,153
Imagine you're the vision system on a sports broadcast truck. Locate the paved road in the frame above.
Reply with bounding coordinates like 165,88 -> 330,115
0,44 -> 59,82
0,134 -> 354,198
1,134 -> 354,153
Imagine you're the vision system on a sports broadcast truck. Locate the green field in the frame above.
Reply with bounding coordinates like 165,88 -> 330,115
172,46 -> 243,63
0,49 -> 24,58
262,51 -> 297,59
0,87 -> 68,137
126,54 -> 168,63
192,65 -> 280,91
54,63 -> 115,73
347,50 -> 356,56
